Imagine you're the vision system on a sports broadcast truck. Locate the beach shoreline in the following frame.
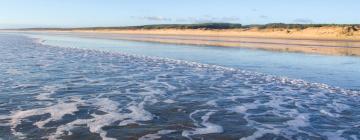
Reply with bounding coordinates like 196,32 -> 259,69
3,27 -> 360,56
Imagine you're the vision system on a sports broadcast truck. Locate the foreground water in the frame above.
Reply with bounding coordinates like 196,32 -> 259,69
27,33 -> 360,90
0,34 -> 360,140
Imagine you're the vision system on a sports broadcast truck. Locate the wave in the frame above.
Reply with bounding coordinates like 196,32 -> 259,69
33,35 -> 360,96
0,34 -> 359,140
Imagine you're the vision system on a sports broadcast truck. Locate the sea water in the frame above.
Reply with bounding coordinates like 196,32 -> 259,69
0,34 -> 359,140
28,33 -> 360,90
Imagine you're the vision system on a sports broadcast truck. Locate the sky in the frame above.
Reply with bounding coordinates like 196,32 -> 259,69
0,0 -> 359,28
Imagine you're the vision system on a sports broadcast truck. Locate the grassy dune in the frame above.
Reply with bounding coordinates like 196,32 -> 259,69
7,23 -> 360,56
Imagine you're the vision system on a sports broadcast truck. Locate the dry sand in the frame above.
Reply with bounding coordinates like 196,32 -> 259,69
7,26 -> 360,56
71,26 -> 360,41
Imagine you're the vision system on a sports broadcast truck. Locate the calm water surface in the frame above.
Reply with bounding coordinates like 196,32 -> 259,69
0,33 -> 359,140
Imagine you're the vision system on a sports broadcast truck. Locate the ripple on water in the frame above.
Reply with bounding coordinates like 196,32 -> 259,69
0,34 -> 359,140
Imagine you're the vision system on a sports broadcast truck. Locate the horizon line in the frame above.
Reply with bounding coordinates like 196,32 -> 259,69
1,22 -> 360,30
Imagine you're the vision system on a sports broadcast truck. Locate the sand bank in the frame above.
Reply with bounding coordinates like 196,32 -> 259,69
5,26 -> 360,56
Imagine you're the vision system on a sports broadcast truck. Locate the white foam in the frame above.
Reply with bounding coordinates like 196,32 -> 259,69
229,103 -> 258,114
287,114 -> 309,127
51,98 -> 120,139
10,101 -> 81,129
329,102 -> 350,113
50,98 -> 154,140
4,100 -> 82,138
50,98 -> 119,140
205,100 -> 217,107
320,109 -> 337,117
240,128 -> 280,140
152,75 -> 177,91
163,99 -> 176,104
230,106 -> 247,114
139,130 -> 176,140
35,85 -> 62,100
182,111 -> 223,139
118,101 -> 154,126
92,98 -> 120,112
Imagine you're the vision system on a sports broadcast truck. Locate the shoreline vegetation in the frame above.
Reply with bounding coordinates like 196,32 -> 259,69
4,23 -> 360,56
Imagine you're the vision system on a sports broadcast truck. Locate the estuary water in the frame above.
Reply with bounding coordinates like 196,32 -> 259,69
0,33 -> 359,140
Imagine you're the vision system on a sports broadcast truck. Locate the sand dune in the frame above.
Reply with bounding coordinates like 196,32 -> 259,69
5,26 -> 360,56
70,26 -> 360,41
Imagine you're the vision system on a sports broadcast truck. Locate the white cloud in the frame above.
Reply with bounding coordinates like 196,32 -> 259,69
132,15 -> 240,23
176,16 -> 240,23
293,18 -> 313,24
132,16 -> 172,21
259,15 -> 268,19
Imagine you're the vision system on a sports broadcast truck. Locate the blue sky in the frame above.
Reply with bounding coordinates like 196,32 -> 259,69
0,0 -> 359,28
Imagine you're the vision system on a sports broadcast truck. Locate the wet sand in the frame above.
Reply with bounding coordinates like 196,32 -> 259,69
28,30 -> 360,56
3,29 -> 360,56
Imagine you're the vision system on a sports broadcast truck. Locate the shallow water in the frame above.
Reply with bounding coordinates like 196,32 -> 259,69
0,34 -> 360,140
26,33 -> 360,90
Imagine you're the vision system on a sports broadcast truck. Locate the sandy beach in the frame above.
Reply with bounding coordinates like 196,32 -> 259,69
17,26 -> 360,56
72,26 -> 360,41
3,1 -> 360,139
3,26 -> 360,56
